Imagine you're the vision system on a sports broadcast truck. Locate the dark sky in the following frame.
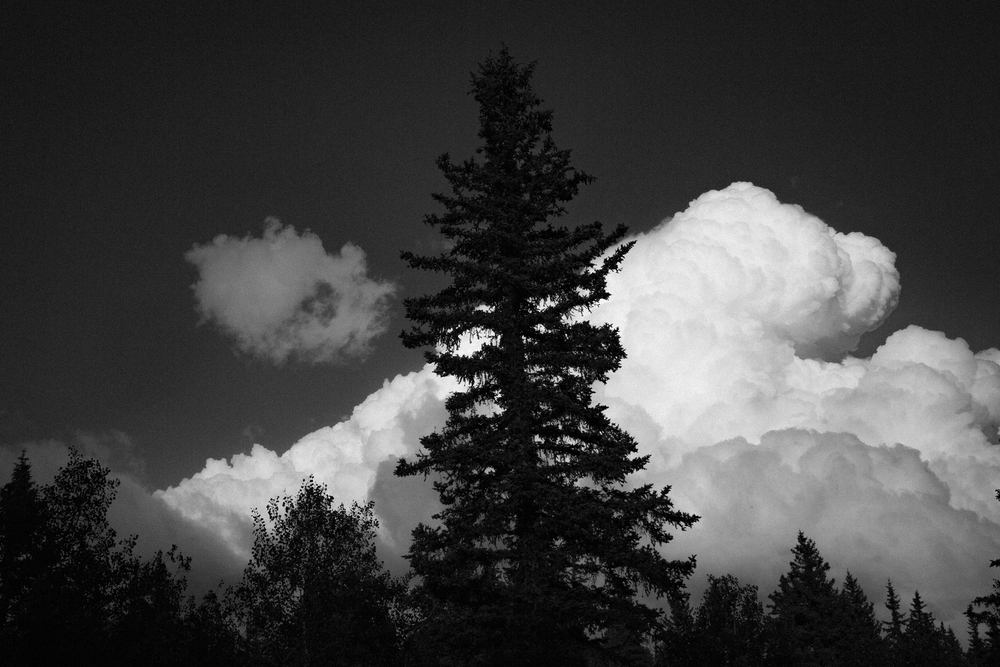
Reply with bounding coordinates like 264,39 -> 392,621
2,1 -> 997,490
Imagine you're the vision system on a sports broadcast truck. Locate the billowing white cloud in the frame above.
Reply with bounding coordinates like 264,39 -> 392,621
157,369 -> 455,560
186,218 -> 396,363
592,182 -> 905,457
161,183 -> 1000,629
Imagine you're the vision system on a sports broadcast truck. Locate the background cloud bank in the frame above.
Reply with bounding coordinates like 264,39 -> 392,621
161,183 -> 1000,629
186,218 -> 396,363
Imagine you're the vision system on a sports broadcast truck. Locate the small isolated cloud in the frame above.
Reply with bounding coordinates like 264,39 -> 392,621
164,183 -> 1000,629
186,218 -> 396,364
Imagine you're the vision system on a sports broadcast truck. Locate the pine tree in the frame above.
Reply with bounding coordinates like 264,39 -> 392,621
938,624 -> 967,667
966,604 -> 986,666
905,591 -> 935,637
836,573 -> 888,666
0,452 -> 49,634
767,532 -> 841,666
396,46 -> 698,665
884,579 -> 907,653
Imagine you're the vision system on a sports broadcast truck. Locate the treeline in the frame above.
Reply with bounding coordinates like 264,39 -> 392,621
1,449 -> 998,666
657,531 -> 1000,666
0,450 -> 405,666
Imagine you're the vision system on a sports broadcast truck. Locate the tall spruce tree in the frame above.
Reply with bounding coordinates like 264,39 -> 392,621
397,46 -> 698,665
0,453 -> 48,635
836,573 -> 888,666
883,579 -> 907,653
767,532 -> 841,666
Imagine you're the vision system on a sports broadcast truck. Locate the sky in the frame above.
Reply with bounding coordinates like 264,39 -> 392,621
2,1 -> 998,632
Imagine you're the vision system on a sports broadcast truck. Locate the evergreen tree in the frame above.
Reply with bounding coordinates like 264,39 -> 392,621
767,532 -> 841,666
965,604 -> 987,666
884,579 -> 908,655
905,591 -> 935,642
835,572 -> 888,666
396,46 -> 698,665
0,452 -> 48,634
896,591 -> 966,667
232,478 -> 405,667
939,624 -> 967,667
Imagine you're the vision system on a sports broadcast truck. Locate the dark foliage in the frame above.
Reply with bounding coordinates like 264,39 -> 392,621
0,451 -> 48,637
884,579 -> 908,654
766,534 -> 897,666
835,572 -> 889,666
890,590 -> 967,666
0,449 -> 206,665
0,449 -> 126,663
657,574 -> 771,666
967,489 -> 1000,665
767,532 -> 843,666
182,587 -> 243,667
396,46 -> 697,665
231,477 -> 406,666
658,535 -> 902,667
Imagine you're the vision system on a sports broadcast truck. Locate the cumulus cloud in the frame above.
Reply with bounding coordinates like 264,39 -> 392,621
161,183 -> 1000,629
157,369 -> 455,562
186,218 -> 396,363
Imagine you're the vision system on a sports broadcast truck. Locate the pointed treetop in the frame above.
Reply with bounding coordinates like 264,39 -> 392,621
472,45 -> 544,154
784,531 -> 835,590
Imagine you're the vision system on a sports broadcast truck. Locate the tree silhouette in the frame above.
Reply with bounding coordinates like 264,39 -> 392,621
968,489 -> 1000,665
0,452 -> 48,642
0,449 -> 201,666
232,477 -> 405,666
883,579 -> 907,655
767,532 -> 841,666
108,545 -> 197,666
658,574 -> 770,667
835,572 -> 887,666
6,448 -> 125,663
397,46 -> 697,665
